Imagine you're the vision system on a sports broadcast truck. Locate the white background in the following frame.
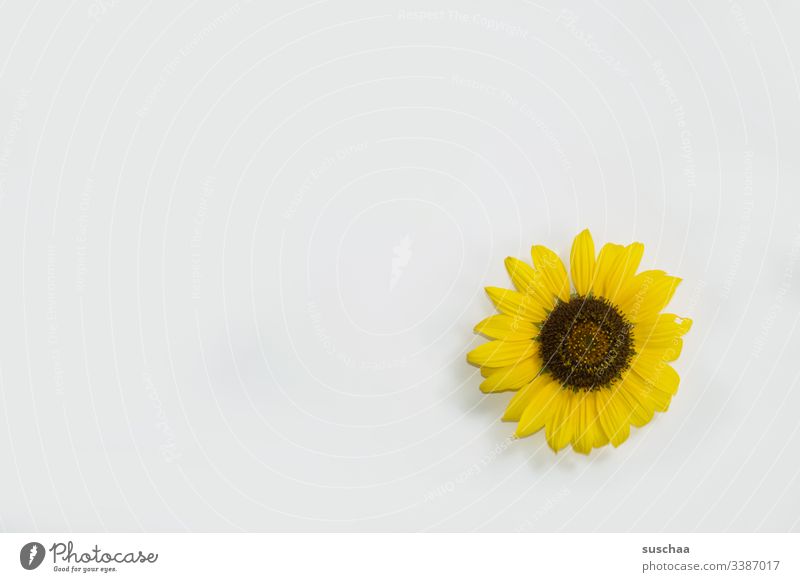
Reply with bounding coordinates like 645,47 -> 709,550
0,0 -> 799,532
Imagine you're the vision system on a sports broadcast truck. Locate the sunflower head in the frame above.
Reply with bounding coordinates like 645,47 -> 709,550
468,229 -> 691,454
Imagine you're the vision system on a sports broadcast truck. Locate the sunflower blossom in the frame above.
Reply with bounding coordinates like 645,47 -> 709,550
467,229 -> 691,454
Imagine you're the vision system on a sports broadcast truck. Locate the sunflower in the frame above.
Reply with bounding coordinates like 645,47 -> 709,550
467,229 -> 691,454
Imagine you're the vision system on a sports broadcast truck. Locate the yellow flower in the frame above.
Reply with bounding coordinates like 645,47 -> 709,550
467,229 -> 691,454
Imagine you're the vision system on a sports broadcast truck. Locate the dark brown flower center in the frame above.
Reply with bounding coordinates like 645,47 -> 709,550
537,295 -> 635,390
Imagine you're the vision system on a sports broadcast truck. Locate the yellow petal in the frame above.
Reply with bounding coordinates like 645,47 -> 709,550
592,243 -> 625,296
617,271 -> 681,322
480,355 -> 543,393
625,371 -> 672,412
504,374 -> 555,421
614,269 -> 662,307
640,340 -> 683,362
596,388 -> 630,447
584,391 -> 610,449
545,390 -> 576,452
635,333 -> 684,367
603,243 -> 645,301
634,314 -> 692,351
616,383 -> 655,427
514,379 -> 562,436
530,245 -> 570,302
474,314 -> 538,341
570,229 -> 596,296
485,287 -> 548,322
631,356 -> 680,396
571,392 -> 593,454
467,340 -> 536,367
504,257 -> 555,309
